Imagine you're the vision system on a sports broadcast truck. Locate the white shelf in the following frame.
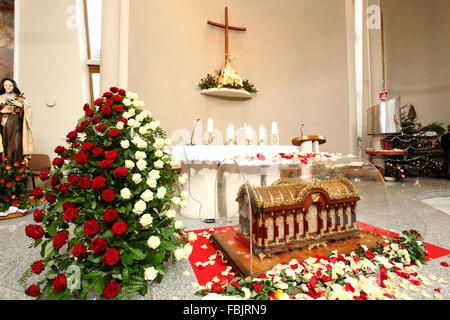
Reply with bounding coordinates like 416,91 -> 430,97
200,88 -> 252,99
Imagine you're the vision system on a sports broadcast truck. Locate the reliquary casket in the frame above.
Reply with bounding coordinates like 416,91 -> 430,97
236,177 -> 361,257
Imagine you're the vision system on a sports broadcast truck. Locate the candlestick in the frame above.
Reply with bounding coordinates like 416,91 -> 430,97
206,132 -> 214,145
226,124 -> 236,145
259,125 -> 266,145
207,118 -> 214,133
271,121 -> 278,135
246,125 -> 253,140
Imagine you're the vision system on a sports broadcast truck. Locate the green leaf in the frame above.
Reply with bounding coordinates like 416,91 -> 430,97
122,267 -> 131,284
91,200 -> 97,210
94,277 -> 105,294
155,264 -> 166,275
129,247 -> 146,261
162,227 -> 175,239
82,270 -> 103,280
160,240 -> 177,251
47,221 -> 58,237
120,252 -> 134,266
74,224 -> 85,238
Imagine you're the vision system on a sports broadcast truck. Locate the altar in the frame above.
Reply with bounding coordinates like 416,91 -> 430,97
166,145 -> 299,220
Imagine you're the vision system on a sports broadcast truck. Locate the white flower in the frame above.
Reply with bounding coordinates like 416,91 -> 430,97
155,150 -> 163,158
132,173 -> 142,184
137,140 -> 148,149
120,140 -> 130,149
147,236 -> 160,249
166,209 -> 176,219
133,200 -> 146,215
144,266 -> 158,281
154,138 -> 165,148
184,243 -> 193,258
125,160 -> 135,169
122,98 -> 132,106
136,159 -> 147,171
174,220 -> 184,230
126,91 -> 139,100
174,247 -> 186,261
179,199 -> 188,208
148,121 -> 160,130
136,109 -> 149,121
116,122 -> 124,130
156,186 -> 166,199
138,126 -> 148,135
181,191 -> 188,199
178,173 -> 188,185
148,169 -> 160,180
120,188 -> 131,199
135,150 -> 147,160
133,100 -> 146,109
128,119 -> 141,128
171,197 -> 181,206
139,214 -> 153,227
187,232 -> 197,242
242,287 -> 251,300
128,108 -> 136,117
154,160 -> 164,169
140,189 -> 154,202
170,160 -> 181,169
146,177 -> 157,188
165,138 -> 172,146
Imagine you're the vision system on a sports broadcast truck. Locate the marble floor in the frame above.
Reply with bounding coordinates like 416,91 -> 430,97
0,177 -> 449,300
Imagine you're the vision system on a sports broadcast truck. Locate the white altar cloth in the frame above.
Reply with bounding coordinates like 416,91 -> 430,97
166,145 -> 299,220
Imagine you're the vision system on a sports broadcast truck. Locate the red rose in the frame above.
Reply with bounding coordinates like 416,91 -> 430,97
107,129 -> 122,138
50,176 -> 60,186
117,117 -> 127,126
114,167 -> 128,178
114,105 -> 123,113
91,116 -> 101,124
83,103 -> 90,111
110,87 -> 119,93
111,221 -> 128,237
212,283 -> 222,293
103,248 -> 120,266
92,176 -> 107,189
103,208 -> 118,222
231,281 -> 240,287
101,189 -> 115,202
62,201 -> 75,211
91,238 -> 108,253
52,274 -> 67,292
45,193 -> 57,204
253,283 -> 263,293
39,170 -> 49,181
81,141 -> 94,152
31,260 -> 45,274
76,124 -> 87,133
12,200 -> 19,207
365,249 -> 375,260
100,160 -> 114,169
58,183 -> 69,194
105,150 -> 118,161
105,98 -> 113,106
103,281 -> 120,299
101,105 -> 112,116
54,146 -> 67,157
83,219 -> 100,237
63,207 -> 79,222
103,92 -> 113,98
52,157 -> 64,168
66,130 -> 78,141
68,176 -> 78,186
118,89 -> 126,96
93,147 -> 104,156
72,243 -> 87,258
85,108 -> 94,117
75,152 -> 89,165
53,231 -> 69,250
112,94 -> 122,102
94,98 -> 104,105
78,176 -> 91,189
33,209 -> 44,222
95,124 -> 108,133
25,284 -> 41,297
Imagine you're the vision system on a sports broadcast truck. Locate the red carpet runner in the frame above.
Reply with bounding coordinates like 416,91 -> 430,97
187,223 -> 450,286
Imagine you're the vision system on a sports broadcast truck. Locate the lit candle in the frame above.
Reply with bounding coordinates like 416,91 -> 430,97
207,118 -> 214,132
271,121 -> 278,134
246,125 -> 253,140
227,124 -> 234,140
259,125 -> 266,140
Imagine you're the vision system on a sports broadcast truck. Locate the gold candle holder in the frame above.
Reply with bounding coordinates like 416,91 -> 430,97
270,133 -> 279,145
206,132 -> 214,145
258,139 -> 265,145
245,138 -> 252,145
225,138 -> 237,145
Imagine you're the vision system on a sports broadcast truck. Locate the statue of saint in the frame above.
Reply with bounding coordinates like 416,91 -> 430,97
0,78 -> 34,162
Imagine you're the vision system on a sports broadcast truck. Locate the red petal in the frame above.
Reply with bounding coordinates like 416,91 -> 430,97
440,262 -> 449,267
409,280 -> 421,286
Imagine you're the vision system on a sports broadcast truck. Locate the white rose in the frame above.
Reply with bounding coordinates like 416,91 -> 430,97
154,160 -> 164,169
187,232 -> 197,242
170,160 -> 181,169
164,138 -> 172,146
137,140 -> 148,149
179,199 -> 188,208
166,209 -> 176,219
126,91 -> 138,100
174,247 -> 186,261
120,188 -> 131,199
135,151 -> 147,160
139,214 -> 153,227
178,173 -> 188,185
136,159 -> 147,171
147,236 -> 160,249
171,197 -> 181,206
146,177 -> 157,188
128,119 -> 141,128
122,111 -> 131,119
144,266 -> 158,281
138,126 -> 148,135
156,186 -> 166,199
133,100 -> 146,109
136,110 -> 149,122
181,191 -> 188,200
154,138 -> 165,148
133,200 -> 146,215
148,169 -> 160,180
174,220 -> 184,230
184,243 -> 193,258
242,287 -> 251,300
132,173 -> 142,184
140,189 -> 154,202
148,121 -> 159,130
125,160 -> 135,169
155,150 -> 163,158
116,122 -> 124,130
122,98 -> 132,106
120,140 -> 130,149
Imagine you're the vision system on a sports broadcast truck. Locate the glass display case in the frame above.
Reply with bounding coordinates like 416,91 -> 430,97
211,155 -> 425,277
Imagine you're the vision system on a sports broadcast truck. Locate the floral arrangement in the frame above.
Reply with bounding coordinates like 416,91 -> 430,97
233,152 -> 342,165
385,162 -> 405,181
197,74 -> 258,93
0,157 -> 34,213
195,230 -> 434,300
20,87 -> 192,300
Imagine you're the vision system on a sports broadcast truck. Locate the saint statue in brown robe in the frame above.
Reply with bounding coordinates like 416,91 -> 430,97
0,78 -> 34,162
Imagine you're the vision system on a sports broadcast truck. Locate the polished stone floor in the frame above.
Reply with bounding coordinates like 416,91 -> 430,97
0,177 -> 449,300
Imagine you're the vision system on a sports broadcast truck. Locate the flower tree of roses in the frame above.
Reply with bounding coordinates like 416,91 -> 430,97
21,87 -> 191,300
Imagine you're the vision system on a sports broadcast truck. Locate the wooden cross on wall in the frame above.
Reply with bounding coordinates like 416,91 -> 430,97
207,7 -> 246,64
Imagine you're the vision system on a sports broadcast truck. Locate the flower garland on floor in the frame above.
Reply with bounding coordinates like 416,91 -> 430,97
0,157 -> 34,213
20,88 -> 192,300
195,230 -> 438,300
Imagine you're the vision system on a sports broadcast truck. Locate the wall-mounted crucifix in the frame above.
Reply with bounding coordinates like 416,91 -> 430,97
207,7 -> 246,64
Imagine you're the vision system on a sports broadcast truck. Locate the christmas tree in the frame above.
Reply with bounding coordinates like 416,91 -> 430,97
21,87 -> 193,300
385,104 -> 442,177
